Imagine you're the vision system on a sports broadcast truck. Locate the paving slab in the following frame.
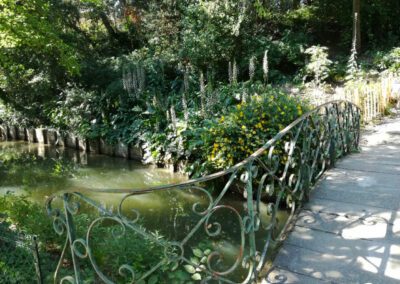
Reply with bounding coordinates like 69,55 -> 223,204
336,158 -> 400,175
272,243 -> 400,284
321,168 -> 400,190
348,151 -> 400,166
310,180 -> 400,210
310,188 -> 400,210
285,226 -> 399,256
273,226 -> 400,283
295,209 -> 400,244
264,267 -> 329,284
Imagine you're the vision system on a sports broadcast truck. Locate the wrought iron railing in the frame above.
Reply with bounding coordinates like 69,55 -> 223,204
46,101 -> 361,283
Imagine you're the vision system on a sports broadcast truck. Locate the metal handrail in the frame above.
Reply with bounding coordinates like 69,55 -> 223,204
46,100 -> 361,284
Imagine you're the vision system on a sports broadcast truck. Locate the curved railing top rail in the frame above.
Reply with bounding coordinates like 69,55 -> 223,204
50,100 -> 361,197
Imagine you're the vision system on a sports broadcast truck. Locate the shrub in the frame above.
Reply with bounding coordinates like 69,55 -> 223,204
376,47 -> 400,72
185,85 -> 308,175
303,45 -> 332,87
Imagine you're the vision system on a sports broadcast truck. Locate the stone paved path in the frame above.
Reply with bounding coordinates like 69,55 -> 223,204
264,115 -> 400,284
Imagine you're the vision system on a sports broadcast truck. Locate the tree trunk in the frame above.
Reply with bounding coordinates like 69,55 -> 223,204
293,0 -> 301,9
99,11 -> 118,39
98,11 -> 127,47
353,0 -> 361,52
279,0 -> 286,12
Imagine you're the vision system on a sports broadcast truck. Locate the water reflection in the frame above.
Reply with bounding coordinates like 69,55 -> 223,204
0,141 -> 185,199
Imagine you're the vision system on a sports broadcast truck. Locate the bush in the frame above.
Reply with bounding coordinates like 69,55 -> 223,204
376,47 -> 400,72
0,220 -> 38,284
303,45 -> 332,87
185,84 -> 308,176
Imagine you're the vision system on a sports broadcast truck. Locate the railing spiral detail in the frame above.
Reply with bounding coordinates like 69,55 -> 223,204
46,100 -> 361,284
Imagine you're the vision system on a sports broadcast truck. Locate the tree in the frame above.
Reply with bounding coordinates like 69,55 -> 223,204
0,0 -> 80,122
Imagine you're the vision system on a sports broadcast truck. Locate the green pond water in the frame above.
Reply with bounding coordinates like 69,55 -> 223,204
0,141 -> 289,282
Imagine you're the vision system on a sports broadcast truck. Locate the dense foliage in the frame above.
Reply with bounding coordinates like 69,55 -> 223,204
0,0 -> 399,175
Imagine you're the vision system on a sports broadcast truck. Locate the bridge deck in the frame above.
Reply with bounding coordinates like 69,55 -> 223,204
265,115 -> 400,284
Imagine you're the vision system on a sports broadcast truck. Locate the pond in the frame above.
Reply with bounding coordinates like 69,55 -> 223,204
0,141 -> 186,199
0,141 -> 289,283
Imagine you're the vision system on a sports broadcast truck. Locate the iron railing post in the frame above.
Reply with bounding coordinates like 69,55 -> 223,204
32,235 -> 43,284
245,162 -> 258,282
63,193 -> 82,283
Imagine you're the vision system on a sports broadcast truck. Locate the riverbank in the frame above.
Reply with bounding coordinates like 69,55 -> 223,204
0,124 -> 189,174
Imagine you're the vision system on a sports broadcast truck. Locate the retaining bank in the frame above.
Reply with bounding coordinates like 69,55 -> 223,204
0,125 -> 185,173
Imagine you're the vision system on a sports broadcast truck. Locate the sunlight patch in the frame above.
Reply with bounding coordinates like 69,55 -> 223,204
356,256 -> 381,274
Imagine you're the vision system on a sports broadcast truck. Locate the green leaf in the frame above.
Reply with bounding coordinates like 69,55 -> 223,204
174,270 -> 191,280
200,256 -> 207,264
190,257 -> 200,266
184,265 -> 196,274
192,248 -> 203,258
191,273 -> 202,281
148,275 -> 158,284
170,261 -> 179,271
203,249 -> 211,256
